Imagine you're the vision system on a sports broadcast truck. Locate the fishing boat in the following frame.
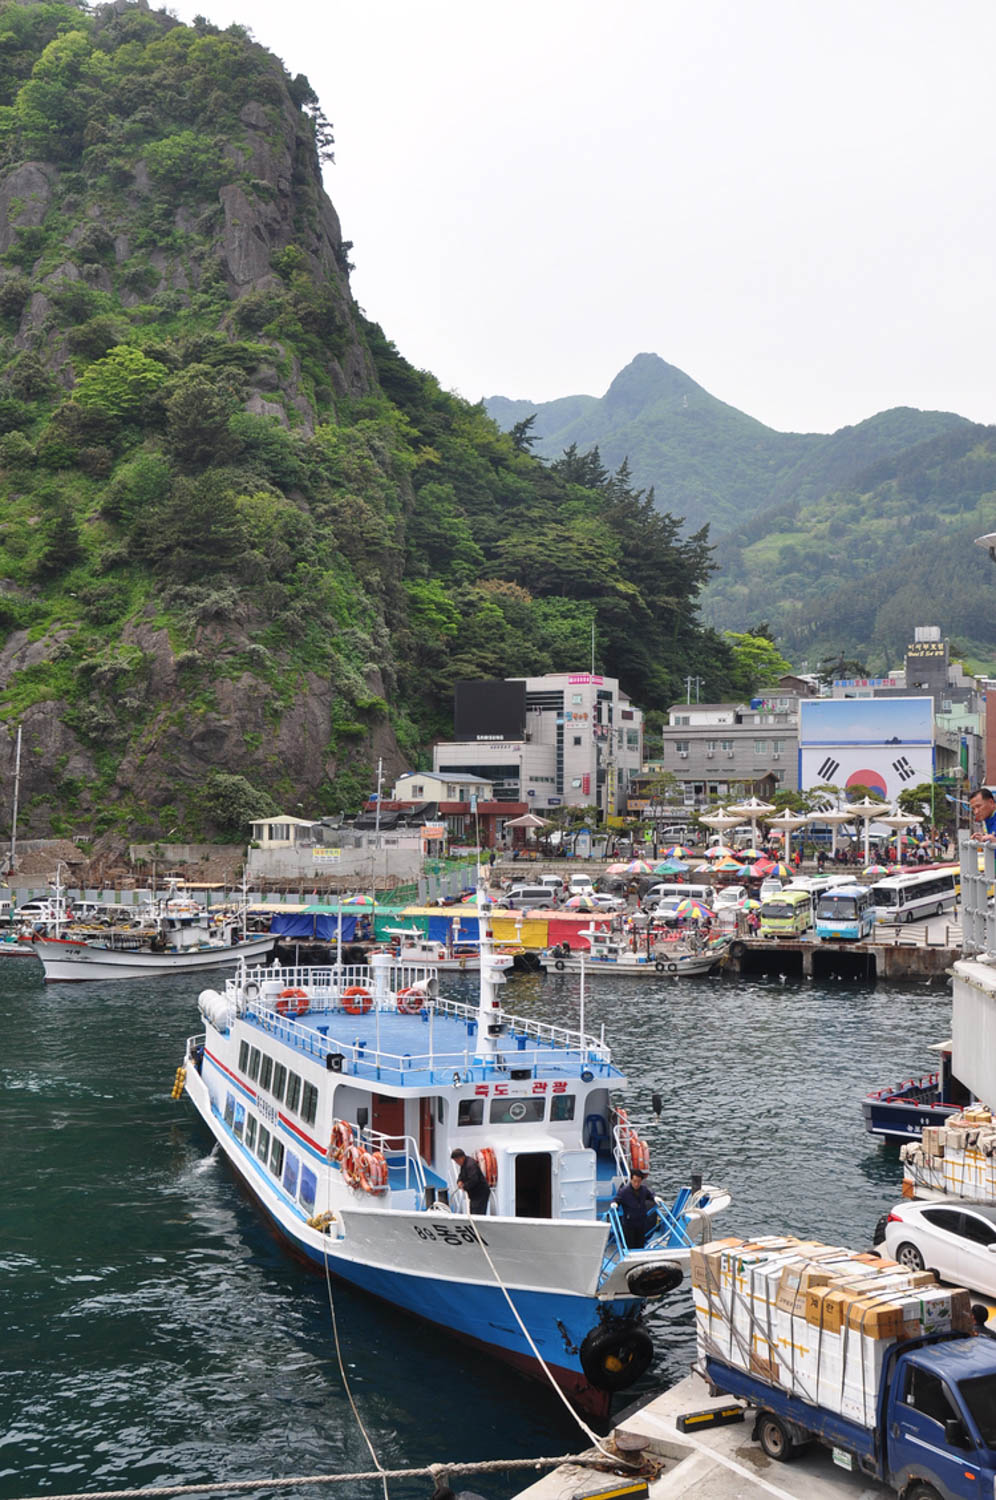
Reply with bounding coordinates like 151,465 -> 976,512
381,924 -> 515,974
176,884 -> 730,1414
32,884 -> 275,982
544,925 -> 730,978
862,1041 -> 971,1143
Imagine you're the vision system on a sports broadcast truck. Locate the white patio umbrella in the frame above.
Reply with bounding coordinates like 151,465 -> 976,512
846,796 -> 889,867
698,811 -> 743,841
765,812 -> 810,868
880,812 -> 922,870
808,807 -> 853,859
724,796 -> 776,848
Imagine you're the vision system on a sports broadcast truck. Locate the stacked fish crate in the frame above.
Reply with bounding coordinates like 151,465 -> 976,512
693,1235 -> 972,1427
901,1107 -> 996,1201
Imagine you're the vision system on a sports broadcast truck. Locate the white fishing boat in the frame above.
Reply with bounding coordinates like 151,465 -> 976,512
544,925 -> 730,978
33,881 -> 274,982
381,924 -> 516,974
176,883 -> 730,1414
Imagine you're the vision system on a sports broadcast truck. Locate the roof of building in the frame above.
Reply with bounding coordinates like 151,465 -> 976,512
396,771 -> 494,784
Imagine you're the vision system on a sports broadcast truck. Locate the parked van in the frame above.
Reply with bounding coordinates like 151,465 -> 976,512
567,874 -> 594,895
505,884 -> 559,910
537,874 -> 565,900
758,888 -> 813,937
759,877 -> 785,903
641,881 -> 712,913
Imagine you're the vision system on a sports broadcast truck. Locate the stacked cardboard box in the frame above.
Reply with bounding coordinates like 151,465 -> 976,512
692,1236 -> 972,1428
901,1109 -> 996,1201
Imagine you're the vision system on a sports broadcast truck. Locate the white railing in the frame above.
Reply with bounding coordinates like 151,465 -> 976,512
961,834 -> 996,956
358,1127 -> 428,1198
430,991 -> 611,1065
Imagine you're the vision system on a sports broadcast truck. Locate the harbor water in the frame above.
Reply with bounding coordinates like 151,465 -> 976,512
0,960 -> 951,1500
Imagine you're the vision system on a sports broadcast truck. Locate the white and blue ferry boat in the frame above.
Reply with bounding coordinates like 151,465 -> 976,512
177,886 -> 729,1413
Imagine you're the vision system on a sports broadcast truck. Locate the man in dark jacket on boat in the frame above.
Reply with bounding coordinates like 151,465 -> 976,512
612,1168 -> 656,1248
451,1149 -> 490,1214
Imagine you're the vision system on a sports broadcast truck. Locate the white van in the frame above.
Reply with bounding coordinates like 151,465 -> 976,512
641,881 -> 712,912
759,877 -> 784,903
567,873 -> 594,895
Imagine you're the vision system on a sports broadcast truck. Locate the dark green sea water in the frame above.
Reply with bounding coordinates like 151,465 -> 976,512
0,960 -> 950,1500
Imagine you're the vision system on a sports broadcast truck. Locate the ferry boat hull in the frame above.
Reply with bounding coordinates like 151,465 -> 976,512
35,932 -> 276,982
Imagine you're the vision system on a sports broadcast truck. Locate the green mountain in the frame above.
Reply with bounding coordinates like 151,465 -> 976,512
706,423 -> 996,670
486,354 -> 969,535
0,0 -> 738,840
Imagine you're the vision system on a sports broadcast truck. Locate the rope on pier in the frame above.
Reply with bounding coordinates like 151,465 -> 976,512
4,1451 -> 611,1500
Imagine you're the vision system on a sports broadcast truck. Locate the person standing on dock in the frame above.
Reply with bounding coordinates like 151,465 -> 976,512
970,787 -> 996,843
612,1168 -> 656,1248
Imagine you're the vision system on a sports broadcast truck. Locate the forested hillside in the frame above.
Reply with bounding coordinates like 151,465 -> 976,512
706,424 -> 996,669
486,353 -> 968,535
0,0 -> 738,840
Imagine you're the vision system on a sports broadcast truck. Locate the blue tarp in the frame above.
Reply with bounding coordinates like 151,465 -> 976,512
426,915 -> 479,943
269,912 -> 358,941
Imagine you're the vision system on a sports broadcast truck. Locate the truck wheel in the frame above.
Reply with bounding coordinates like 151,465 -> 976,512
905,1485 -> 942,1500
895,1240 -> 926,1272
757,1413 -> 797,1462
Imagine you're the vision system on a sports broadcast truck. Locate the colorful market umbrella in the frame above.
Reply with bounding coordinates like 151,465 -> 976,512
742,898 -> 762,911
624,858 -> 653,873
565,894 -> 596,909
673,898 -> 714,922
653,859 -> 689,875
715,856 -> 747,873
342,894 -> 376,906
739,847 -> 764,860
693,862 -> 713,874
767,862 -> 790,880
705,845 -> 735,860
750,859 -> 775,877
863,864 -> 889,877
662,845 -> 692,858
605,862 -> 633,875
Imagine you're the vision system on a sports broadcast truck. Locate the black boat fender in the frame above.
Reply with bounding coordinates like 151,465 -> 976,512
729,939 -> 745,958
579,1321 -> 654,1391
626,1261 -> 683,1297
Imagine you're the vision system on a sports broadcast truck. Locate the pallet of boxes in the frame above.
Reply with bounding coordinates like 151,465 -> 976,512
901,1107 -> 996,1200
691,1235 -> 973,1427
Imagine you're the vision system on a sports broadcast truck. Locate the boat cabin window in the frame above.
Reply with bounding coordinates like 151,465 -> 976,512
299,1164 -> 317,1212
551,1094 -> 576,1122
233,1102 -> 245,1139
283,1151 -> 299,1197
489,1097 -> 545,1125
437,1097 -> 446,1123
286,1073 -> 302,1113
224,1093 -> 236,1128
239,1041 -> 250,1072
301,1081 -> 319,1127
248,1047 -> 261,1083
259,1055 -> 273,1091
272,1062 -> 287,1102
245,1116 -> 257,1152
270,1137 -> 285,1176
257,1124 -> 271,1161
458,1099 -> 484,1126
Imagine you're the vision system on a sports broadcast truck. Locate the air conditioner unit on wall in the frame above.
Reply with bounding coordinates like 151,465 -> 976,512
706,751 -> 714,759
679,751 -> 689,759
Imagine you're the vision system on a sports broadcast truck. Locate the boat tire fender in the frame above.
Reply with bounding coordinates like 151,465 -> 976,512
626,1260 -> 683,1298
666,962 -> 678,974
730,940 -> 745,958
655,960 -> 666,973
579,1321 -> 654,1392
555,959 -> 566,971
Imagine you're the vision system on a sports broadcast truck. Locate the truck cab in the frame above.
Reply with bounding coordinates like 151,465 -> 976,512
886,1339 -> 996,1498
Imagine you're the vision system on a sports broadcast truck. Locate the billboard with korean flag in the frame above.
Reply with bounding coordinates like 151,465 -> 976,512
799,697 -> 934,802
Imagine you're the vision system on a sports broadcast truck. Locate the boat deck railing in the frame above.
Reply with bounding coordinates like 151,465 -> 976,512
235,964 -> 615,1084
959,833 -> 996,956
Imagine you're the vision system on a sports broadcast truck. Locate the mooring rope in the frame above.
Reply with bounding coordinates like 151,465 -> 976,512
320,1213 -> 391,1499
3,1452 -> 608,1500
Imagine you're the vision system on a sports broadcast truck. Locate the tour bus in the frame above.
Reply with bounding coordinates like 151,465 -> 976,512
758,888 -> 813,937
813,884 -> 875,941
867,866 -> 959,924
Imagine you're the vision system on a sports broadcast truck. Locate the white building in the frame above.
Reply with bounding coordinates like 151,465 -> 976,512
390,771 -> 494,802
432,672 -> 643,815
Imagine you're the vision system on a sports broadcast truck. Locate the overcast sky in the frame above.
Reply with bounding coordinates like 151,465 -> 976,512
169,0 -> 996,435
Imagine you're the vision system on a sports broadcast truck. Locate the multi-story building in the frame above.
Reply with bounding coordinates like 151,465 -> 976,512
639,695 -> 801,809
431,672 -> 643,816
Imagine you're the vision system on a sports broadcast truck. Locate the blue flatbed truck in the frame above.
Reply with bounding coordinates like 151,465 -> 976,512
704,1332 -> 996,1499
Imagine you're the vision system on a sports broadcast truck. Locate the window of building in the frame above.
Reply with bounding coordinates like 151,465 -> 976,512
285,1073 -> 302,1114
573,735 -> 582,746
245,1115 -> 257,1152
673,715 -> 690,726
300,1081 -> 319,1127
410,783 -> 423,798
753,740 -> 768,754
706,740 -> 717,751
272,1063 -> 287,1102
269,1137 -> 285,1177
721,739 -> 734,751
627,730 -> 639,749
772,740 -> 785,752
257,1124 -> 270,1162
674,740 -> 690,753
259,1054 -> 273,1092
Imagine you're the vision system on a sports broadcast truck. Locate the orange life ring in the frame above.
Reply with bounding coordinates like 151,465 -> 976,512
478,1147 -> 498,1187
276,986 -> 309,1016
614,1107 -> 633,1152
340,1142 -> 363,1188
358,1149 -> 389,1193
342,986 -> 373,1014
630,1136 -> 650,1173
396,986 -> 423,1014
329,1118 -> 354,1161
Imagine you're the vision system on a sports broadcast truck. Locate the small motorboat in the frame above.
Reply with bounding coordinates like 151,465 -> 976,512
861,1040 -> 972,1143
544,924 -> 730,978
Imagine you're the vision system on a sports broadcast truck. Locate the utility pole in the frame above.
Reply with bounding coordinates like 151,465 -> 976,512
9,724 -> 21,876
373,757 -> 383,847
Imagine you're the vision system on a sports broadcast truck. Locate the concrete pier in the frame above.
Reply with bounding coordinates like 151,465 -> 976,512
728,935 -> 957,983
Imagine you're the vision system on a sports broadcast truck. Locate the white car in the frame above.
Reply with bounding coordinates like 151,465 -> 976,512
588,892 -> 625,910
713,885 -> 749,911
759,877 -> 784,902
567,875 -> 595,895
877,1200 -> 996,1294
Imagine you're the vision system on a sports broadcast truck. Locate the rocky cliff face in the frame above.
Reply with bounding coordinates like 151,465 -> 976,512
0,0 -> 409,839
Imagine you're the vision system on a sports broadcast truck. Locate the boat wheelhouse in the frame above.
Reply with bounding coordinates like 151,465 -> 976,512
178,891 -> 729,1413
